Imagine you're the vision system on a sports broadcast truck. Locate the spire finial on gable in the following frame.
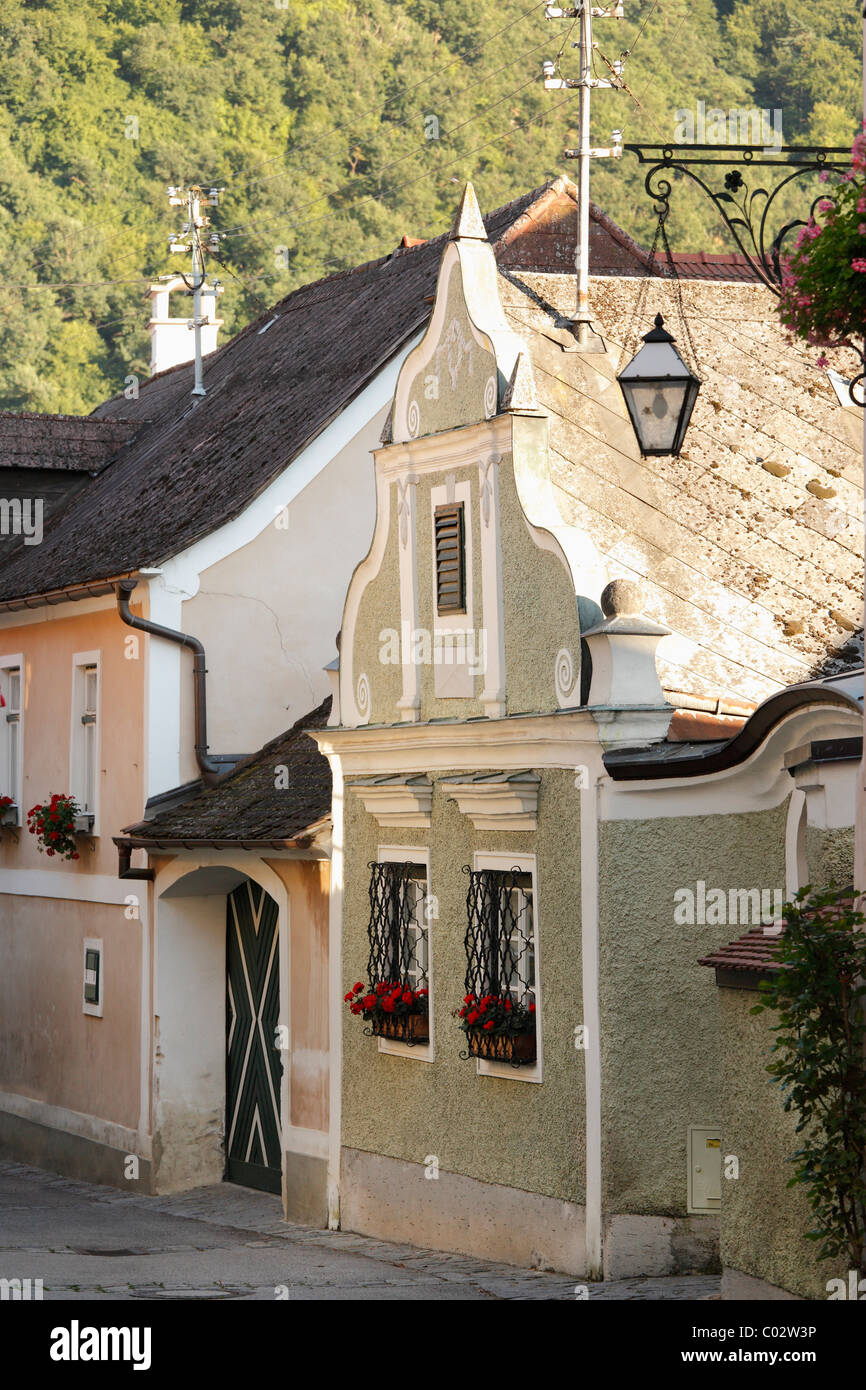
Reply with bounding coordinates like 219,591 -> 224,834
502,353 -> 538,412
449,182 -> 487,241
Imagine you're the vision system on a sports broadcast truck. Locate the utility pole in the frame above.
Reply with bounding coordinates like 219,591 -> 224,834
544,3 -> 624,348
167,185 -> 224,397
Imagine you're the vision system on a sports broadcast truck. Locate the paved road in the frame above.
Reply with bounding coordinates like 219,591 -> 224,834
0,1160 -> 720,1301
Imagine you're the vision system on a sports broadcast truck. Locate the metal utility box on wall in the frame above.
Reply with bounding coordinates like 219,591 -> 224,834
688,1126 -> 721,1213
82,938 -> 103,1017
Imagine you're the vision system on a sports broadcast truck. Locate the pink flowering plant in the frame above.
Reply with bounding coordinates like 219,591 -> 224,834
778,125 -> 866,364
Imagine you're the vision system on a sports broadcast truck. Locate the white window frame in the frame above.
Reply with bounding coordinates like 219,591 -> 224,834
82,937 -> 104,1018
472,851 -> 542,1083
0,654 -> 23,826
70,651 -> 101,835
375,846 -> 434,1062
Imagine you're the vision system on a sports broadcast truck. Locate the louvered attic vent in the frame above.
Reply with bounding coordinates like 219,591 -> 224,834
434,503 -> 466,615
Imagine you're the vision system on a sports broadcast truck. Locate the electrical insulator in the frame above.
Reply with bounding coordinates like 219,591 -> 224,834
542,60 -> 557,78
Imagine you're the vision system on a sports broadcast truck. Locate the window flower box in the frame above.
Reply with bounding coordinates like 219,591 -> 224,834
467,1029 -> 536,1065
73,812 -> 95,835
373,1011 -> 430,1044
344,980 -> 430,1047
0,796 -> 17,826
456,992 -> 537,1067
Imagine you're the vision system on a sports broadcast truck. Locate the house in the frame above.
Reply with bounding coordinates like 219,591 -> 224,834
0,175 -> 861,1264
311,182 -> 863,1279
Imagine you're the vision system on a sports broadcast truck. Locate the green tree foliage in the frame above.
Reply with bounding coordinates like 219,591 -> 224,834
752,885 -> 866,1274
0,0 -> 860,411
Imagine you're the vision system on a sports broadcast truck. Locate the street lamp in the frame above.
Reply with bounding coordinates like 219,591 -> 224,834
617,314 -> 701,456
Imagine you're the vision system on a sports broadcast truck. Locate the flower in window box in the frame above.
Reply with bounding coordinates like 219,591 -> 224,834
26,794 -> 82,861
0,794 -> 16,827
345,979 -> 430,1044
455,992 -> 537,1065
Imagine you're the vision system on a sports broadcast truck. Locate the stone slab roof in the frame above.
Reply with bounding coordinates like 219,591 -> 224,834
119,699 -> 332,848
499,270 -> 864,702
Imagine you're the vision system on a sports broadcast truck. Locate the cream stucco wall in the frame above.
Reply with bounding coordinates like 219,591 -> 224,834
719,986 -> 847,1300
340,768 -> 584,1203
0,897 -> 142,1130
178,412 -> 381,780
598,801 -> 788,1217
0,601 -> 148,1151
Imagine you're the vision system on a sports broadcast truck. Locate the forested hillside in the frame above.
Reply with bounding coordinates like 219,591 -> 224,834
0,0 -> 860,412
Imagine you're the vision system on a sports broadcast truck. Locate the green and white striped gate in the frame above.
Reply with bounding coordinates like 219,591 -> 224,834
226,881 -> 282,1194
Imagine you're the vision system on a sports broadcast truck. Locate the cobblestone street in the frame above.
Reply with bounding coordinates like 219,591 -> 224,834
0,1161 -> 719,1301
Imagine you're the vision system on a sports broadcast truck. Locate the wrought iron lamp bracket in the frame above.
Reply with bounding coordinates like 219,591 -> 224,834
623,144 -> 851,295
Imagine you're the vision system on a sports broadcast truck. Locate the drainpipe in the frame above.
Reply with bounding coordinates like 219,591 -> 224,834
115,578 -> 223,784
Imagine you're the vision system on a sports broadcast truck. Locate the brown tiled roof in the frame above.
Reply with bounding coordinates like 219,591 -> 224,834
0,412 -> 139,471
119,699 -> 332,847
698,925 -> 785,974
669,252 -> 763,283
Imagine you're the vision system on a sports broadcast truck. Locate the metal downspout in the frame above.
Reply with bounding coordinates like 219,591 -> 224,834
115,578 -> 223,784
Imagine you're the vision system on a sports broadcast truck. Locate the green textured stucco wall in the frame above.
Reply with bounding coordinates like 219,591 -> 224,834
805,826 -> 854,891
351,493 -> 402,726
341,768 -> 585,1202
351,424 -> 581,728
719,987 -> 847,1299
598,801 -> 787,1216
404,258 -> 495,437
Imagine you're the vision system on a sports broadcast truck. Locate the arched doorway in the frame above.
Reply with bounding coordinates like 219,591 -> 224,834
225,880 -> 282,1194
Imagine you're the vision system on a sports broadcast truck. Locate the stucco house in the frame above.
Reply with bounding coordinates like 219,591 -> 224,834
311,182 -> 863,1279
0,176 -> 731,1216
0,175 -> 861,1267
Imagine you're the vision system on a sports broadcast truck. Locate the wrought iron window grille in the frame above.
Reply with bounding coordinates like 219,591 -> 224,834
460,865 -> 537,1067
365,860 -> 430,1045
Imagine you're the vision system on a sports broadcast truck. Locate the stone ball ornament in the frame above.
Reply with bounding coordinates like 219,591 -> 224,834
600,578 -> 647,620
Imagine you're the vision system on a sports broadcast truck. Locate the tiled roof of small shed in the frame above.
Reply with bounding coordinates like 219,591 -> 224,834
120,699 -> 332,847
698,926 -> 784,974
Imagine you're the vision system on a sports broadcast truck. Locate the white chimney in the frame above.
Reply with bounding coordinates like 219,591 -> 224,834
147,274 -> 223,376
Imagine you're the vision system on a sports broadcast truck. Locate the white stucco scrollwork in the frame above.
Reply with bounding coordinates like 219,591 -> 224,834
554,648 -> 580,708
407,400 -> 420,440
356,673 -> 371,723
484,375 -> 497,418
397,478 -> 412,549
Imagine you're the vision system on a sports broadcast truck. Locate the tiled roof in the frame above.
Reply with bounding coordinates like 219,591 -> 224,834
669,252 -> 763,282
119,699 -> 332,847
0,178 -> 761,607
0,412 -> 139,472
698,925 -> 785,973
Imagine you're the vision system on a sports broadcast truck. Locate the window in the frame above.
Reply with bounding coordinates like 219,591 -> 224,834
0,661 -> 22,822
434,503 -> 466,615
70,653 -> 100,832
366,854 -> 432,1055
463,858 -> 540,1077
82,938 -> 103,1017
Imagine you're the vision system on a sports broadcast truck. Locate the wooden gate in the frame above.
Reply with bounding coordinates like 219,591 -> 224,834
226,881 -> 282,1194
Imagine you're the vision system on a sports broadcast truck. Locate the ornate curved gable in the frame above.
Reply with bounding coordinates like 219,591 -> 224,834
391,183 -> 528,443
